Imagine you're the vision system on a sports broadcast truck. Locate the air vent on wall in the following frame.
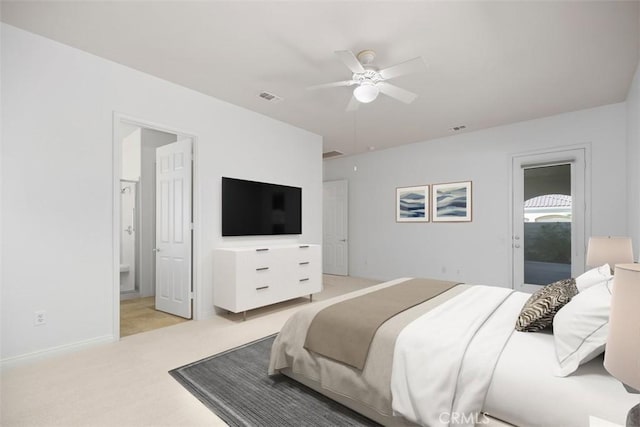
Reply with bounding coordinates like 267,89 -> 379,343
323,150 -> 344,159
258,91 -> 283,103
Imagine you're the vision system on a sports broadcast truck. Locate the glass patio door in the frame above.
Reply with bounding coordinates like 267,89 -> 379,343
512,149 -> 587,293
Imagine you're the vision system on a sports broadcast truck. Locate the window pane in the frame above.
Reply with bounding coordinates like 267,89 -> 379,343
523,165 -> 572,285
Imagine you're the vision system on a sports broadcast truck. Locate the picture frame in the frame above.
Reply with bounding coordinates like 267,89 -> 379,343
432,181 -> 472,222
396,185 -> 430,222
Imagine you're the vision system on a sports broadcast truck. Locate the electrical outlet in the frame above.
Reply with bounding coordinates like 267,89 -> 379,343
34,311 -> 46,326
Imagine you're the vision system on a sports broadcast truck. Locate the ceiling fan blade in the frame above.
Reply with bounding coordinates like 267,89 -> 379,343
379,57 -> 427,80
335,50 -> 365,74
378,82 -> 418,104
346,96 -> 360,111
307,80 -> 355,90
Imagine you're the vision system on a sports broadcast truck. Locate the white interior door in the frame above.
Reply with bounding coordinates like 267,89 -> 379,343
155,139 -> 192,318
323,180 -> 348,275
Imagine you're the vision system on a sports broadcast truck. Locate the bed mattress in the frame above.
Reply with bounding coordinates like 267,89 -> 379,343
485,328 -> 637,426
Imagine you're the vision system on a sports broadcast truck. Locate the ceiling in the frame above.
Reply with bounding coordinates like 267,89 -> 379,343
2,1 -> 639,156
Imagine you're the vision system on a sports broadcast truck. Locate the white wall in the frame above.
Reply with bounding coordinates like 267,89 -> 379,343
138,128 -> 177,297
324,103 -> 628,286
0,24 -> 322,361
120,126 -> 141,181
626,61 -> 640,259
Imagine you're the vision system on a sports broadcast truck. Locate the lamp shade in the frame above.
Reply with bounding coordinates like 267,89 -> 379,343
353,82 -> 379,103
604,263 -> 640,391
586,237 -> 634,268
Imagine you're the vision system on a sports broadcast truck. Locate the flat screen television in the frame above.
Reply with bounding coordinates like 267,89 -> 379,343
222,177 -> 302,236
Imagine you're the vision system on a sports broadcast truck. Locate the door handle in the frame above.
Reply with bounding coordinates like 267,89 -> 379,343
153,248 -> 161,252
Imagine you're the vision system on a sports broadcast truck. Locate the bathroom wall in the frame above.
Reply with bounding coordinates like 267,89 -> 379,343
120,124 -> 142,294
121,125 -> 141,182
119,181 -> 137,293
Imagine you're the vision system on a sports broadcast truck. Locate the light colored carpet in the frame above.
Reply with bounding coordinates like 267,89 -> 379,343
1,275 -> 381,427
120,296 -> 190,337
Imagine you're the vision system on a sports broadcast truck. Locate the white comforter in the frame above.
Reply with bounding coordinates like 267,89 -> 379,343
391,286 -> 529,427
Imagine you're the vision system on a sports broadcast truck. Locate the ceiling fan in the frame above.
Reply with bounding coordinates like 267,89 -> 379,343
308,50 -> 427,111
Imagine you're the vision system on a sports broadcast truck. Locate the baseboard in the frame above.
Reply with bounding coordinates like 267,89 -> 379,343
0,334 -> 115,370
197,306 -> 216,321
120,291 -> 141,301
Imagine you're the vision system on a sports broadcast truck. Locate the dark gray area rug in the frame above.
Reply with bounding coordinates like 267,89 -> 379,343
169,334 -> 380,427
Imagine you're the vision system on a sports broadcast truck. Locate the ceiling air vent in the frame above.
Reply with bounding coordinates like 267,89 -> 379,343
258,91 -> 283,103
323,150 -> 344,159
449,125 -> 467,132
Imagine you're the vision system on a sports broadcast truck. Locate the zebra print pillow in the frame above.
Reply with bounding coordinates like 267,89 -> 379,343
515,278 -> 578,332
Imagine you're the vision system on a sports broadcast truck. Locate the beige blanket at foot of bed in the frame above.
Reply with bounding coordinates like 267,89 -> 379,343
304,278 -> 458,370
269,278 -> 470,417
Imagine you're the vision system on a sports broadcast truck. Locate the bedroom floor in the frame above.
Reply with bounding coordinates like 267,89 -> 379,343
0,275 -> 381,427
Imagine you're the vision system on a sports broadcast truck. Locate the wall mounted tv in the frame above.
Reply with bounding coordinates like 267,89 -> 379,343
221,177 -> 302,236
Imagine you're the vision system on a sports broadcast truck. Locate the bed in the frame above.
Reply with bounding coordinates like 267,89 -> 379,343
268,277 -> 638,427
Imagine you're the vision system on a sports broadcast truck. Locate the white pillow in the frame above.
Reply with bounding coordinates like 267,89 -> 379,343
575,264 -> 611,292
553,279 -> 612,377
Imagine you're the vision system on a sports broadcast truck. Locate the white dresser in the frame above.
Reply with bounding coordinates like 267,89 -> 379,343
213,244 -> 322,319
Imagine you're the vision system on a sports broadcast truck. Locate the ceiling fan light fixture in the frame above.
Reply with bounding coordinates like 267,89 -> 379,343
353,82 -> 379,103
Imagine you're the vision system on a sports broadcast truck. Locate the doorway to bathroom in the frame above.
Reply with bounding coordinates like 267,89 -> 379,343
116,117 -> 195,337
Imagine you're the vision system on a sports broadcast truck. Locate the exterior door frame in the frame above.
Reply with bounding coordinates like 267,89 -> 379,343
509,145 -> 591,292
112,112 -> 200,340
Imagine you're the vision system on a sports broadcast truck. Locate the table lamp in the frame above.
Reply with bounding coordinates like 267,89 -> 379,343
586,237 -> 634,272
604,263 -> 640,426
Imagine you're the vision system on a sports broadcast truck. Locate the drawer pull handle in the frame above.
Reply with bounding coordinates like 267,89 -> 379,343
299,278 -> 310,282
256,286 -> 269,291
256,248 -> 269,252
256,267 -> 269,271
299,245 -> 309,249
299,262 -> 310,265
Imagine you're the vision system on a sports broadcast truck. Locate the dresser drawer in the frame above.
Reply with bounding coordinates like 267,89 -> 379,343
294,260 -> 319,279
243,282 -> 278,310
235,248 -> 276,271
